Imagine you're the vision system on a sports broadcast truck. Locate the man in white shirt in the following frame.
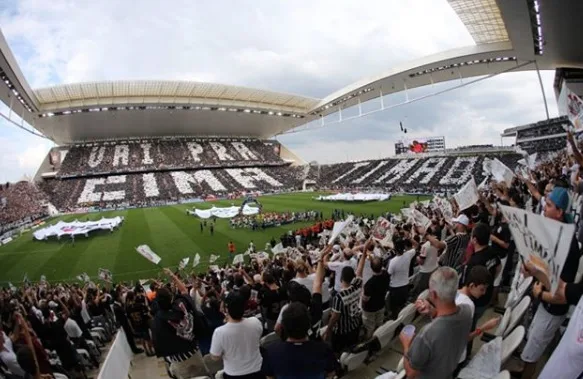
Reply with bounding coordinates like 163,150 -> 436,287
210,292 -> 263,378
411,238 -> 439,299
326,248 -> 356,293
388,239 -> 416,318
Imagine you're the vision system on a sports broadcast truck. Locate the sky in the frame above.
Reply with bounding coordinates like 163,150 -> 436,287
0,0 -> 558,182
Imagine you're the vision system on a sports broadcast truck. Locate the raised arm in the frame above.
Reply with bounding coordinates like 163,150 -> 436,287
163,268 -> 188,295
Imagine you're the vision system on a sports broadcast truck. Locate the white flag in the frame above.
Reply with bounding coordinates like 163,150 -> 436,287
192,253 -> 201,267
412,209 -> 432,229
233,254 -> 244,265
271,243 -> 286,255
491,158 -> 514,187
328,215 -> 354,245
454,177 -> 479,211
139,279 -> 149,286
136,244 -> 162,265
400,208 -> 413,218
499,204 -> 575,293
209,254 -> 219,263
98,268 -> 112,282
8,282 -> 16,291
179,257 -> 190,270
40,275 -> 47,284
76,272 -> 90,283
371,217 -> 394,248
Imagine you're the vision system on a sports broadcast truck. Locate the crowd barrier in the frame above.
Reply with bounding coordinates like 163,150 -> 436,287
97,329 -> 133,379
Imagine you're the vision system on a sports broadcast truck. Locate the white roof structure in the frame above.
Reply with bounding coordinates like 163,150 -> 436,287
0,0 -> 582,144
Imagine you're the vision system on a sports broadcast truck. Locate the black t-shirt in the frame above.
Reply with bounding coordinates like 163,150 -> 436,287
363,272 -> 390,312
126,302 -> 150,331
491,222 -> 512,260
565,280 -> 583,306
262,339 -> 338,378
544,236 -> 582,316
462,247 -> 501,308
260,287 -> 285,321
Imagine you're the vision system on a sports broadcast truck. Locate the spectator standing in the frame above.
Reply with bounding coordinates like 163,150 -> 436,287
262,302 -> 338,378
210,292 -> 264,379
323,242 -> 367,354
460,223 -> 500,335
489,206 -> 512,306
152,269 -> 208,379
361,256 -> 390,338
427,214 -> 471,271
411,234 -> 439,299
519,187 -> 582,379
400,267 -> 472,379
387,238 -> 416,318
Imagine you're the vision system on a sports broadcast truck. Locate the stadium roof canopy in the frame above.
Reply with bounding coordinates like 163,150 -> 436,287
0,0 -> 582,144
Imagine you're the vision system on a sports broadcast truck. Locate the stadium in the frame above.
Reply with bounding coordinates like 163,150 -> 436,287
0,1 -> 582,379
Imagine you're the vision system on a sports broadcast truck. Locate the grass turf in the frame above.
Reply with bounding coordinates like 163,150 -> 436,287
0,192 -> 428,284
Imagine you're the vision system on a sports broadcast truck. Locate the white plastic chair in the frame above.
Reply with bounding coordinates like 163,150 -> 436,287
53,373 -> 69,379
372,317 -> 403,350
504,296 -> 531,337
494,307 -> 512,337
396,356 -> 404,371
398,303 -> 417,326
501,326 -> 525,365
494,370 -> 510,379
260,331 -> 280,348
215,370 -> 224,379
340,349 -> 369,372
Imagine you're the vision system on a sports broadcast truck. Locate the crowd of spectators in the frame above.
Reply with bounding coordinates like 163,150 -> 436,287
317,153 -> 522,194
229,210 -> 320,230
3,128 -> 583,378
516,122 -> 566,139
56,138 -> 285,178
517,137 -> 567,153
39,166 -> 305,212
0,182 -> 48,236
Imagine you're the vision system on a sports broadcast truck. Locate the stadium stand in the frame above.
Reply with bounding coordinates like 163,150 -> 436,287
57,138 -> 285,178
317,153 -> 522,193
0,181 -> 48,235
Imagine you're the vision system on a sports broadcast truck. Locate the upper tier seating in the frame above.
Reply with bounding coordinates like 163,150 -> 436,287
57,138 -> 285,178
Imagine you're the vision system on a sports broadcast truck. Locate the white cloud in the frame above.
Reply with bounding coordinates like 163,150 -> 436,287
0,0 -> 562,177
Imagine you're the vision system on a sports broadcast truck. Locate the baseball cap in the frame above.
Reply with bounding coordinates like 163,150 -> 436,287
452,214 -> 470,227
547,187 -> 572,223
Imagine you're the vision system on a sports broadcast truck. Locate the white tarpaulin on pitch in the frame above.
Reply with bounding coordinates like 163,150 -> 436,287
187,204 -> 260,219
33,217 -> 124,240
499,204 -> 575,293
317,193 -> 390,202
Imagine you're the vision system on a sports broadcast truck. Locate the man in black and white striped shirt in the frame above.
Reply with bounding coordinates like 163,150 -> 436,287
323,240 -> 369,354
426,214 -> 470,272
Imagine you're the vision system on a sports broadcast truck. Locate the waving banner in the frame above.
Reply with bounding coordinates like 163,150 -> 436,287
371,217 -> 394,247
136,245 -> 162,265
179,257 -> 190,270
559,81 -> 583,131
412,209 -> 432,229
328,215 -> 354,245
491,158 -> 514,186
192,253 -> 201,267
98,268 -> 112,282
433,196 -> 453,223
454,177 -> 479,211
233,254 -> 244,265
499,204 -> 575,293
209,254 -> 220,263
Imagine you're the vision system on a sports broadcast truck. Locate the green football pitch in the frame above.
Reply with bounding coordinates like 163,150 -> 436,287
0,192 -> 427,285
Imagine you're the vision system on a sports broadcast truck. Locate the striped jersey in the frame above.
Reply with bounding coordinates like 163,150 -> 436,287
331,277 -> 363,334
